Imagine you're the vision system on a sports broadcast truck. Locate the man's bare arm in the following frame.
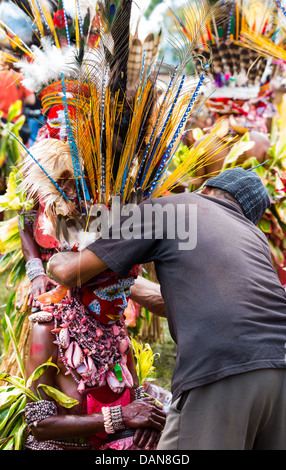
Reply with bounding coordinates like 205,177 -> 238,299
48,253 -> 166,316
23,93 -> 36,107
47,249 -> 108,287
130,276 -> 166,318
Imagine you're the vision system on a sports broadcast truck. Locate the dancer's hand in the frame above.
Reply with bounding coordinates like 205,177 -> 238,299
122,397 -> 166,431
133,428 -> 162,449
29,275 -> 58,309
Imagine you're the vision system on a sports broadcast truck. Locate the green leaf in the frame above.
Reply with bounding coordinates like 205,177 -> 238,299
0,217 -> 22,254
0,139 -> 8,168
18,214 -> 25,231
0,408 -> 12,426
0,435 -> 14,450
0,395 -> 23,432
3,315 -> 25,379
12,115 -> 25,133
7,101 -> 22,123
0,396 -> 26,439
26,358 -> 60,388
0,375 -> 29,396
258,218 -> 272,234
6,256 -> 26,288
222,140 -> 255,167
3,292 -> 17,343
0,373 -> 24,387
0,250 -> 21,273
38,385 -> 79,408
1,438 -> 14,450
13,422 -> 27,450
0,373 -> 38,402
0,389 -> 22,411
0,385 -> 17,393
142,307 -> 152,326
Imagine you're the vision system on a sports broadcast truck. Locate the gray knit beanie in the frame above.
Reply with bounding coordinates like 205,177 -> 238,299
204,167 -> 271,225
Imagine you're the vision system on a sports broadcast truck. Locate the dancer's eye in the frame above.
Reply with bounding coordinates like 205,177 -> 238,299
107,289 -> 120,296
48,119 -> 61,127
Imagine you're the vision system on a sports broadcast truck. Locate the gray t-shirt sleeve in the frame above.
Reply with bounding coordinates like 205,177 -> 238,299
87,199 -> 161,276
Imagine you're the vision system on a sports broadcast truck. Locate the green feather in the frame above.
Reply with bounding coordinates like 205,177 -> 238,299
98,0 -> 125,31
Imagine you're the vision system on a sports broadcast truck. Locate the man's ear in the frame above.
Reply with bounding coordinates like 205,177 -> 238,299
201,186 -> 210,195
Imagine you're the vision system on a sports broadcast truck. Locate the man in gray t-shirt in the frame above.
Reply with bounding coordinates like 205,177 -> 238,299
48,168 -> 286,449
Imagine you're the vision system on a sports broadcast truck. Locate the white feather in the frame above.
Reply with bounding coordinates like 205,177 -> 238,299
17,37 -> 79,92
64,227 -> 97,251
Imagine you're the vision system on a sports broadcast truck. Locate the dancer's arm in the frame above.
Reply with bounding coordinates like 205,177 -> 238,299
26,322 -> 166,444
18,219 -> 58,307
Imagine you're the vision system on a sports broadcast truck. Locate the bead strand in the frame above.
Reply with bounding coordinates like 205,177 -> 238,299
102,406 -> 115,434
102,405 -> 126,434
25,400 -> 57,428
109,405 -> 125,431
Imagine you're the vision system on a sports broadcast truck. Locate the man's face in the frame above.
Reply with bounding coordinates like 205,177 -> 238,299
46,105 -> 75,141
82,278 -> 135,325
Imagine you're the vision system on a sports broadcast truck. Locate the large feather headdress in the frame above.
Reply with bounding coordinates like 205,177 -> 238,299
0,0 -> 101,130
167,0 -> 276,114
2,0 -> 231,248
227,0 -> 286,77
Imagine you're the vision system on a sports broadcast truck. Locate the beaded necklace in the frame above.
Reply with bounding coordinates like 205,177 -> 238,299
52,296 -> 130,391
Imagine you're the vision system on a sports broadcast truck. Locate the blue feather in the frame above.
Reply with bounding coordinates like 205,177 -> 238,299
141,73 -> 185,194
76,0 -> 84,37
61,75 -> 91,203
62,0 -> 71,46
136,67 -> 178,188
147,66 -> 209,196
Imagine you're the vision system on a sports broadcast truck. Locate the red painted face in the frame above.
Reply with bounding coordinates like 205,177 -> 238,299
81,278 -> 135,325
46,105 -> 76,141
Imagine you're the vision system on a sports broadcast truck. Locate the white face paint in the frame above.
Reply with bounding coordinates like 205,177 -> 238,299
46,108 -> 68,141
